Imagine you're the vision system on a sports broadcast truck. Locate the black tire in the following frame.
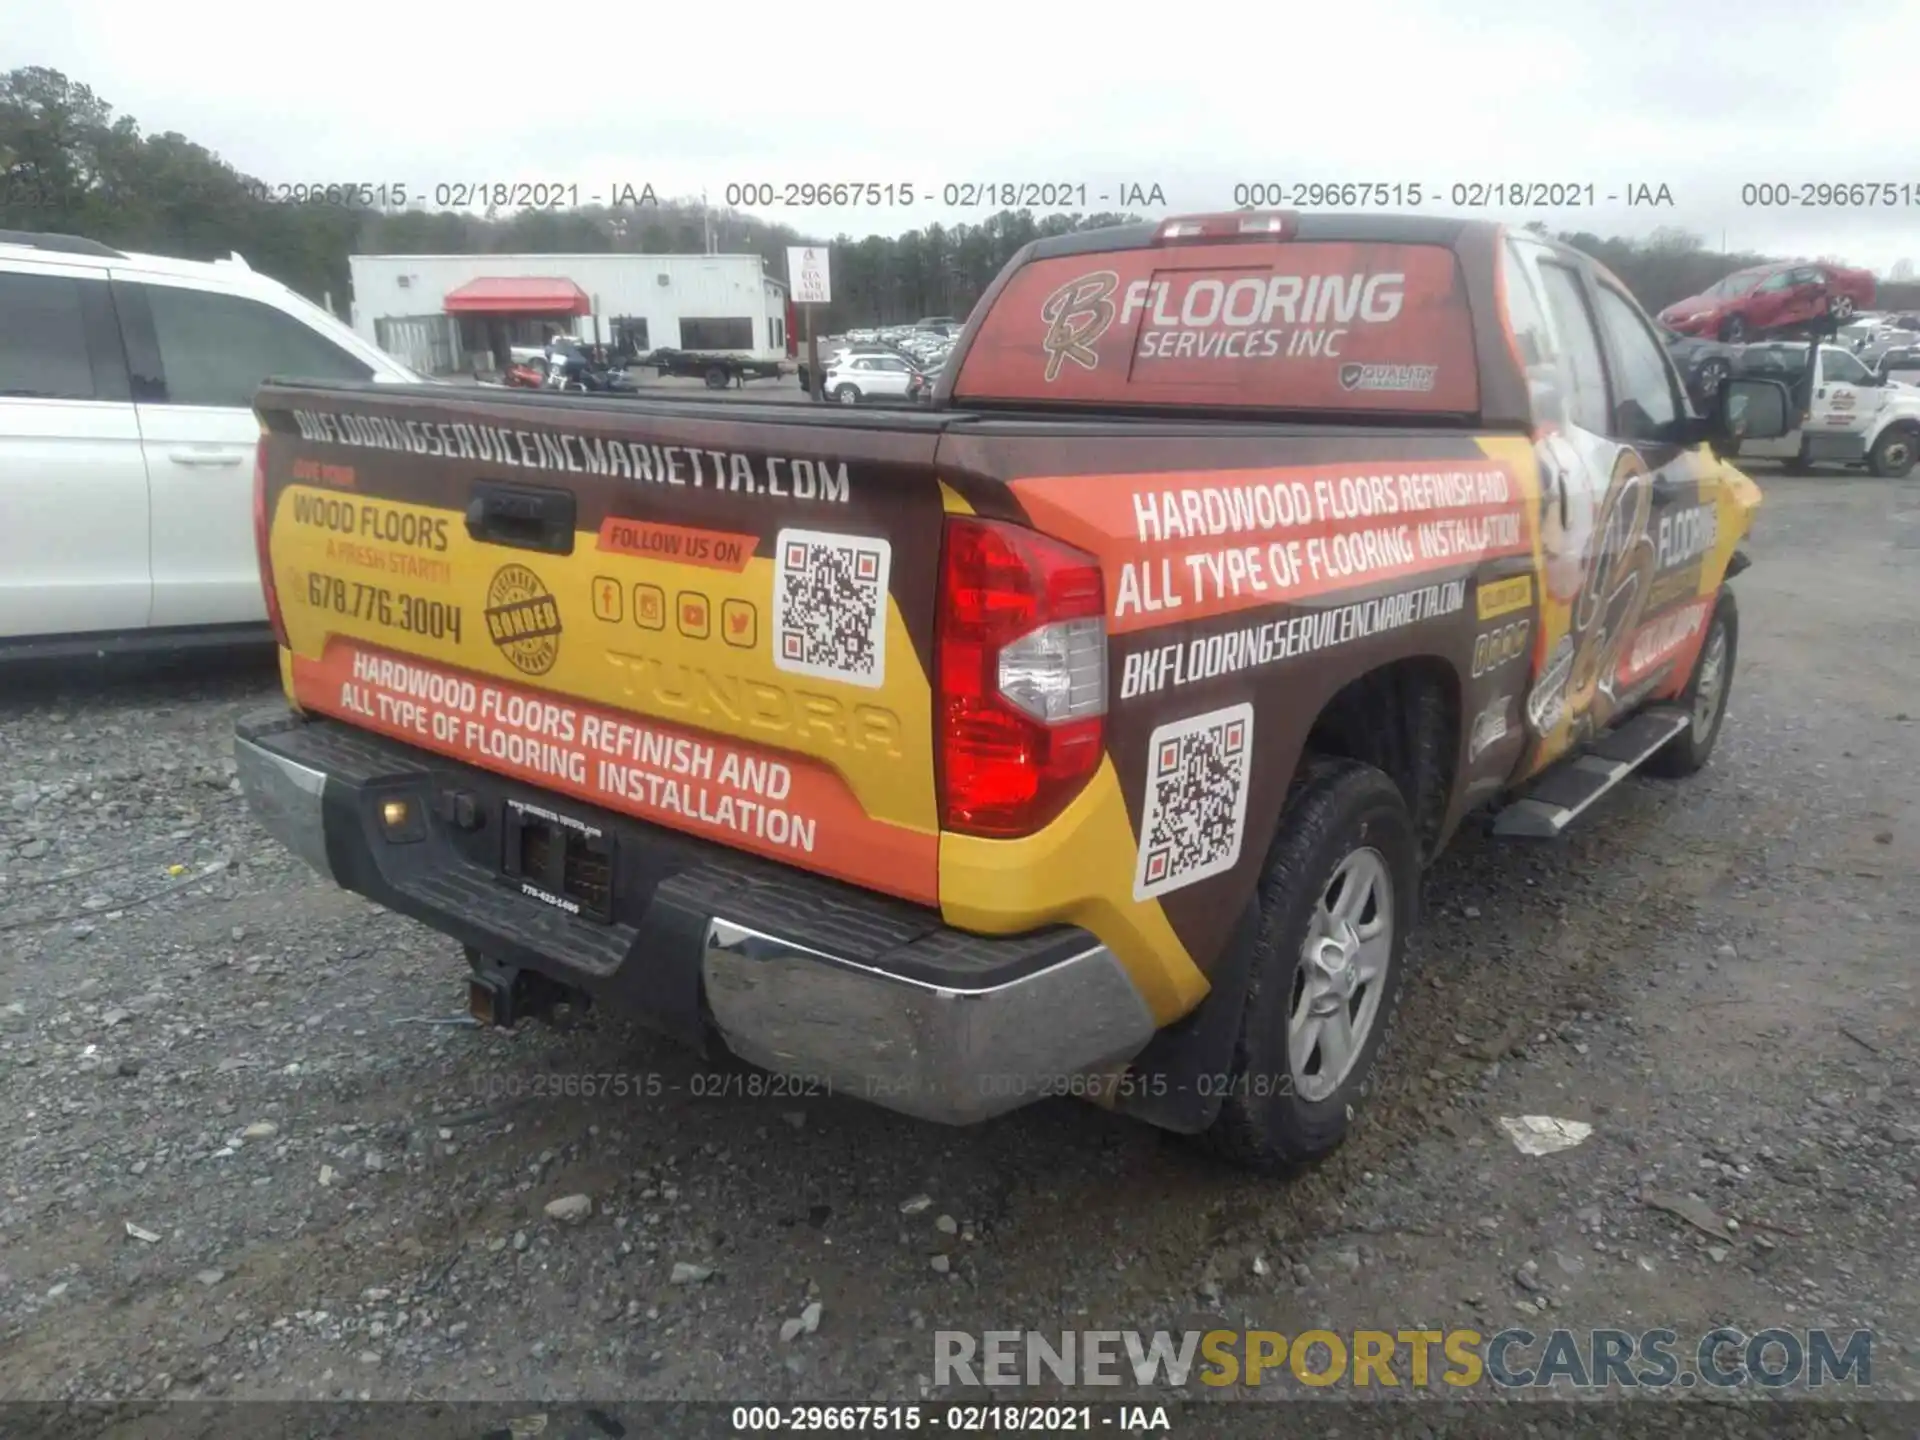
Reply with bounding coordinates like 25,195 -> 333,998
1195,759 -> 1418,1176
1646,588 -> 1738,778
1719,315 -> 1747,344
832,384 -> 861,405
1829,294 -> 1856,322
1868,425 -> 1918,479
703,367 -> 730,390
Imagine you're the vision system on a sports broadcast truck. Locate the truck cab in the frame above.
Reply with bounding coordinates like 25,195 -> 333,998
1732,341 -> 1920,477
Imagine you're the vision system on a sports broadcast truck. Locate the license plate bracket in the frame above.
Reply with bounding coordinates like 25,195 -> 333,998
501,800 -> 614,923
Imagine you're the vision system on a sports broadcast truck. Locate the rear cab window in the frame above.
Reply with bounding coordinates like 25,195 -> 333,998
1591,286 -> 1681,436
951,240 -> 1479,414
1533,262 -> 1611,434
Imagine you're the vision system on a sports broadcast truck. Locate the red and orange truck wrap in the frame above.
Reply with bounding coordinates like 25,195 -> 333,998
237,213 -> 1783,1173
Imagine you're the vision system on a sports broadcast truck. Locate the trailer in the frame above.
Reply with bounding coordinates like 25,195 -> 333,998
637,349 -> 788,389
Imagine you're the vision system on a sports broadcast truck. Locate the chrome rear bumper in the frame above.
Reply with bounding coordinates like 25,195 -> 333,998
702,919 -> 1157,1123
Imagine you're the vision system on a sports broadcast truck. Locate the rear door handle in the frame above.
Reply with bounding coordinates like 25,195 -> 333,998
167,448 -> 244,467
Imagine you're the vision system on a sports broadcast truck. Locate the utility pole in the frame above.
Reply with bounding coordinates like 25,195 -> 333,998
702,188 -> 714,255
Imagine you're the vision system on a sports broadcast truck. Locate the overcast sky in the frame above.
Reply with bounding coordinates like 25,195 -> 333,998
16,0 -> 1920,274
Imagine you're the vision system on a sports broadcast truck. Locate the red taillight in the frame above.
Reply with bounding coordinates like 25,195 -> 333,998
1155,211 -> 1298,245
936,517 -> 1108,838
253,443 -> 288,647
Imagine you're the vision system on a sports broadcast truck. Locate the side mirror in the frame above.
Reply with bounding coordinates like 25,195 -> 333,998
1716,377 -> 1793,441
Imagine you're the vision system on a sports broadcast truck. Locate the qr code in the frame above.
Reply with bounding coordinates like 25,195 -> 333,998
1133,703 -> 1255,901
771,528 -> 892,689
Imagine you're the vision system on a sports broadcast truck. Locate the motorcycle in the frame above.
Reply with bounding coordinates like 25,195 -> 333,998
544,342 -> 633,393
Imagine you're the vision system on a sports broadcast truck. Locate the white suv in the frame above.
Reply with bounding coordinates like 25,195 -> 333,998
825,353 -> 924,404
0,230 -> 418,657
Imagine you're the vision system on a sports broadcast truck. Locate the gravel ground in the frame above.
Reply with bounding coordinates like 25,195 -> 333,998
1,472 -> 1915,1417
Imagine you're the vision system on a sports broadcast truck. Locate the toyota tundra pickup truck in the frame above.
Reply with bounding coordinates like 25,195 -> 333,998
236,213 -> 1792,1174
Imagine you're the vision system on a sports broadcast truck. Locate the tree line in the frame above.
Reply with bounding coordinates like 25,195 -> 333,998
7,66 -> 1917,332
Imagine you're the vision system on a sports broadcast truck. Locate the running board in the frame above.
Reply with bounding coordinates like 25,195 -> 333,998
1491,706 -> 1692,838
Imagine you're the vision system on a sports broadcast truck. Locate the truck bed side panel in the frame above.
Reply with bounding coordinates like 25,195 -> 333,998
935,424 -> 1546,988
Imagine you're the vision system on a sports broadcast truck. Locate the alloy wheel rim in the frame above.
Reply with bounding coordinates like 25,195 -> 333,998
1288,847 -> 1393,1104
1694,624 -> 1729,735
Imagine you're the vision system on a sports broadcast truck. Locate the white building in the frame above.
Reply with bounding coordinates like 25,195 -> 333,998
347,252 -> 790,374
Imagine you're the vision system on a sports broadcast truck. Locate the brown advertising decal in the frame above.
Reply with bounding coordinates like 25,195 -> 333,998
1009,457 -> 1527,639
1522,430 -> 1718,762
955,240 -> 1481,412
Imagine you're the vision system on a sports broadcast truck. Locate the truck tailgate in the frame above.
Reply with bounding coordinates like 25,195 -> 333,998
256,384 -> 954,905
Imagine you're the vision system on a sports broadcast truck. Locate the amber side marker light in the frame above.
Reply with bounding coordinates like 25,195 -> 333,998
377,796 -> 427,843
1154,211 -> 1298,244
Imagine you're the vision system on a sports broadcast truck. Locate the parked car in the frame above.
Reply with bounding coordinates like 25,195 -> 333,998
1839,313 -> 1920,353
237,210 -> 1790,1175
0,229 -> 418,658
1871,343 -> 1920,385
825,351 -> 925,403
1659,260 -> 1877,343
1660,325 -> 1739,410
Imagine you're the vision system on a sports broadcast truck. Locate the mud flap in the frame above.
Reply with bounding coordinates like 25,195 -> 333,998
1108,896 -> 1262,1134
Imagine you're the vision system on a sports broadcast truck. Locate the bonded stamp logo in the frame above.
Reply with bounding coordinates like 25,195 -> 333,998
485,564 -> 563,676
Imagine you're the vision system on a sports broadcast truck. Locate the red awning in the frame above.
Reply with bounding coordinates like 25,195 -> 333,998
443,277 -> 591,316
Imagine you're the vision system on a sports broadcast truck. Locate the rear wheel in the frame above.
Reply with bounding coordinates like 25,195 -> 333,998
833,384 -> 861,405
1869,425 -> 1918,479
704,367 -> 730,389
1718,315 -> 1747,343
1196,760 -> 1417,1176
1829,294 -> 1856,322
1647,589 -> 1737,778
